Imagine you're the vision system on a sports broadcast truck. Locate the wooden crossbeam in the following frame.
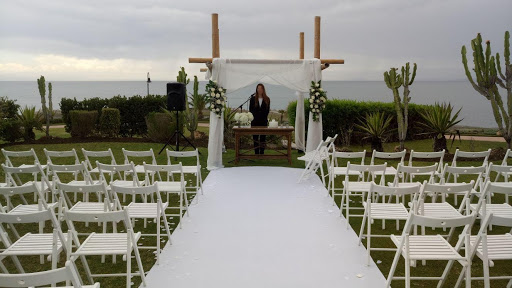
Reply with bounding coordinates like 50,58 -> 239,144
189,57 -> 344,64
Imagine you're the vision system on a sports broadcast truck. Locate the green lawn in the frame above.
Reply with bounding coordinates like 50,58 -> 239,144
0,137 -> 510,287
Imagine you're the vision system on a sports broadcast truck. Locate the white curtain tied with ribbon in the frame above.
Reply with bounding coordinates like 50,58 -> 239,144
206,58 -> 323,170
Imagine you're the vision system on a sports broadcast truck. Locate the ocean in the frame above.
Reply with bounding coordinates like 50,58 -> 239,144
0,80 -> 497,128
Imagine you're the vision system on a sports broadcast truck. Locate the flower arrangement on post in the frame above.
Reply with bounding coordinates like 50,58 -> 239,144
205,80 -> 226,118
234,112 -> 253,127
309,80 -> 327,121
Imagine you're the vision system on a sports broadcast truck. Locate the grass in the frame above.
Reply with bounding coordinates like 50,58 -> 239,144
0,134 -> 510,287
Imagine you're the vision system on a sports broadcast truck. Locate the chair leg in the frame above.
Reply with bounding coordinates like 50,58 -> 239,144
345,191 -> 350,229
358,209 -> 367,246
161,210 -> 173,245
126,250 -> 131,288
366,211 -> 371,266
133,245 -> 147,286
385,247 -> 402,287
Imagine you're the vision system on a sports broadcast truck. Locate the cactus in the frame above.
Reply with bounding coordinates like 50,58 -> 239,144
177,67 -> 190,86
384,62 -> 416,151
48,82 -> 53,121
37,75 -> 50,138
462,32 -> 511,147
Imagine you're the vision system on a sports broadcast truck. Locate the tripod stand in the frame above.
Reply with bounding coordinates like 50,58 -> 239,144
158,110 -> 197,155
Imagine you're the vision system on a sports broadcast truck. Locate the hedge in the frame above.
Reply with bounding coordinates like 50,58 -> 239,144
99,108 -> 121,137
60,95 -> 166,137
145,112 -> 184,143
69,110 -> 98,138
287,99 -> 431,145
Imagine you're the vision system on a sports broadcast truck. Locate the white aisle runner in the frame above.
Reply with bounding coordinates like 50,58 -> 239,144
142,167 -> 386,287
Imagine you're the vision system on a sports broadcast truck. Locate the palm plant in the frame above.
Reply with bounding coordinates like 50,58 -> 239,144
355,112 -> 394,152
419,102 -> 463,152
17,106 -> 44,141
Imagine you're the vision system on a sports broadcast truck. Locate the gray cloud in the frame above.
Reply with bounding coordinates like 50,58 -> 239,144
0,0 -> 511,81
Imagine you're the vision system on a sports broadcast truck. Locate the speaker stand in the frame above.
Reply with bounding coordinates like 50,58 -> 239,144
158,110 -> 198,155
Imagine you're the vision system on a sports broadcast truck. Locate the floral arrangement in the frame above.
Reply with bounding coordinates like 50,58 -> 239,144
309,80 -> 327,121
234,112 -> 254,126
205,80 -> 226,118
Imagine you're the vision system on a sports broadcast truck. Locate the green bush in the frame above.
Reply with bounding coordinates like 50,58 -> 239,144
0,96 -> 19,119
60,95 -> 166,137
0,118 -> 23,143
145,112 -> 184,143
287,99 -> 430,145
69,110 -> 98,138
99,108 -> 121,137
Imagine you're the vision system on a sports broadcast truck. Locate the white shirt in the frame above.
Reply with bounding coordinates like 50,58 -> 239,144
258,98 -> 263,106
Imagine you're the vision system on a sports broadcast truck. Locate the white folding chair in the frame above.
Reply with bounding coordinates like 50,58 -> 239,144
0,260 -> 100,288
487,163 -> 512,205
408,149 -> 445,180
441,164 -> 486,206
328,150 -> 366,198
2,148 -> 47,170
110,183 -> 172,264
82,148 -> 118,180
458,213 -> 512,288
449,148 -> 491,182
471,181 -> 512,222
48,162 -> 95,187
122,148 -> 157,178
63,209 -> 146,288
2,163 -> 54,204
166,149 -> 204,196
386,201 -> 479,288
297,135 -> 336,184
418,182 -> 475,241
57,181 -> 115,216
358,182 -> 422,266
369,150 -> 406,177
390,164 -> 437,188
144,163 -> 189,228
340,162 -> 386,228
0,207 -> 67,273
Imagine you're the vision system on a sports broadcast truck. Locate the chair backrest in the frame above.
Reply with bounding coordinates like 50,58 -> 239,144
166,149 -> 200,165
122,148 -> 156,165
82,148 -> 117,171
482,180 -> 512,197
64,207 -> 130,224
407,209 -> 477,229
97,161 -> 140,186
1,148 -> 42,167
452,149 -> 491,166
111,182 -> 159,197
0,206 -> 57,224
0,260 -> 88,288
0,183 -> 48,210
1,163 -> 52,191
442,164 -> 487,186
369,181 -> 422,197
331,151 -> 366,167
422,181 -> 474,197
143,163 -> 184,184
346,162 -> 386,184
44,149 -> 80,165
487,163 -> 512,182
48,162 -> 93,184
56,181 -> 112,208
370,150 -> 406,165
408,149 -> 445,167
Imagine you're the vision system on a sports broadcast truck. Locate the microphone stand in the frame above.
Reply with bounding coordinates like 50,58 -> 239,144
229,94 -> 253,117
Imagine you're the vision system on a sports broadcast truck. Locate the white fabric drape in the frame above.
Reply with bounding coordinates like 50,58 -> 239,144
306,113 -> 323,152
295,91 -> 306,151
207,111 -> 224,170
206,58 -> 322,169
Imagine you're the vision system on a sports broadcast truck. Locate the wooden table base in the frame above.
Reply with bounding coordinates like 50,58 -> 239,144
233,126 -> 294,165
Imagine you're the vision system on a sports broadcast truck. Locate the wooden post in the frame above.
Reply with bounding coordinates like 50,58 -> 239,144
314,16 -> 321,59
212,13 -> 220,58
299,32 -> 304,59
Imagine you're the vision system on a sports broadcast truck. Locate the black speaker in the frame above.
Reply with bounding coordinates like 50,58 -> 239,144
166,82 -> 186,111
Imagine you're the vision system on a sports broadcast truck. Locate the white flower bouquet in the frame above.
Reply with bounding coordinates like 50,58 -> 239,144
205,80 -> 226,118
234,112 -> 254,127
309,80 -> 327,121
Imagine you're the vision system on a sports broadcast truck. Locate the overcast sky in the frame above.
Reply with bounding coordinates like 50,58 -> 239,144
0,0 -> 510,81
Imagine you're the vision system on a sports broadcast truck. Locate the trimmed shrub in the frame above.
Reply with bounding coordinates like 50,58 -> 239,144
0,118 -> 23,143
60,95 -> 166,137
0,96 -> 19,119
287,99 -> 430,145
69,110 -> 98,138
145,112 -> 184,143
99,108 -> 121,137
